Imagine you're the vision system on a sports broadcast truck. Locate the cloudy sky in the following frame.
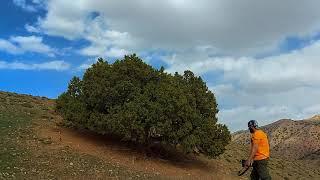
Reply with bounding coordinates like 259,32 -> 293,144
1,0 -> 320,131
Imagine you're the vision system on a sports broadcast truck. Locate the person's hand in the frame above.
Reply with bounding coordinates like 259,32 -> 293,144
245,159 -> 253,167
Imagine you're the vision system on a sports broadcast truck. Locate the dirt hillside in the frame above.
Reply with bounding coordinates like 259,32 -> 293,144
1,91 -> 319,179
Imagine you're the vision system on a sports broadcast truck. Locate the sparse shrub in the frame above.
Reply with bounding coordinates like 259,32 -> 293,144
21,102 -> 33,108
56,55 -> 231,158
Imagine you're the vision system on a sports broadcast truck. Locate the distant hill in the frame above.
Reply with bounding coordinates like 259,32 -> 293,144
232,115 -> 320,160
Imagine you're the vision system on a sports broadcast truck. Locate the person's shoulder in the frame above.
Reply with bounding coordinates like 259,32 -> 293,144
253,129 -> 266,138
257,129 -> 265,134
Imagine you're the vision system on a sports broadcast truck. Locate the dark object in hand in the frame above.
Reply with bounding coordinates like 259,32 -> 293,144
238,159 -> 251,176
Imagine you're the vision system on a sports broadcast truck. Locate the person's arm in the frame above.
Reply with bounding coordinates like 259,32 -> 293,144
245,142 -> 258,167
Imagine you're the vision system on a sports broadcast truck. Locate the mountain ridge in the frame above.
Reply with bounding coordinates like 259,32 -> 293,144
232,115 -> 320,161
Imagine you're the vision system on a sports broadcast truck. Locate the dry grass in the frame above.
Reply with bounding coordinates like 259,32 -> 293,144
0,91 -> 155,179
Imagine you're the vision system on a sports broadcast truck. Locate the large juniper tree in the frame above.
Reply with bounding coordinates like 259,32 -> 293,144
56,54 -> 231,158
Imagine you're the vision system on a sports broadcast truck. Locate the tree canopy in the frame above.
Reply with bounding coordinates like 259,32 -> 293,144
56,54 -> 231,158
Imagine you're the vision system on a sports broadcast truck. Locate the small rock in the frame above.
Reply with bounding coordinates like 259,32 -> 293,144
70,162 -> 73,166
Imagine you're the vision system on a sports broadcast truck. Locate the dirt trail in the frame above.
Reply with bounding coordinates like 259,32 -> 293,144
35,120 -> 238,179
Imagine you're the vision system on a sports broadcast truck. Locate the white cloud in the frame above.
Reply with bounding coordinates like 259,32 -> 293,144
25,0 -> 320,131
0,39 -> 22,54
13,0 -> 37,12
77,58 -> 98,71
77,63 -> 91,71
162,40 -> 320,132
0,60 -> 70,71
219,98 -> 320,132
220,83 -> 318,129
13,0 -> 45,12
79,28 -> 132,57
80,27 -> 132,57
104,48 -> 129,58
218,104 -> 320,132
165,40 -> 320,94
25,24 -> 41,33
32,0 -> 320,55
34,60 -> 70,71
10,36 -> 54,54
42,10 -> 135,57
0,36 -> 55,56
79,26 -> 135,57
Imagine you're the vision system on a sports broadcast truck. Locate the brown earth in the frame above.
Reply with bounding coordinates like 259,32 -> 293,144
33,111 -> 237,179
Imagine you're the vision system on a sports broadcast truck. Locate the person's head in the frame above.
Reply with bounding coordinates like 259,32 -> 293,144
248,120 -> 258,133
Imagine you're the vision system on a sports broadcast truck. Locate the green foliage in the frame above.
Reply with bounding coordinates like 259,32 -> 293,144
56,54 -> 231,158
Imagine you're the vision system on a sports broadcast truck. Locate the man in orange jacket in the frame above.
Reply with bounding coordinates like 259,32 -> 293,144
245,120 -> 271,180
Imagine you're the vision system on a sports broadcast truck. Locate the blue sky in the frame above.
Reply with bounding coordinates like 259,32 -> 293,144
0,1 -> 75,97
1,0 -> 320,131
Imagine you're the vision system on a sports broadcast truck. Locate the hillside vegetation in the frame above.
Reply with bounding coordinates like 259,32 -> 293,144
0,91 -> 320,179
0,91 -> 157,179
